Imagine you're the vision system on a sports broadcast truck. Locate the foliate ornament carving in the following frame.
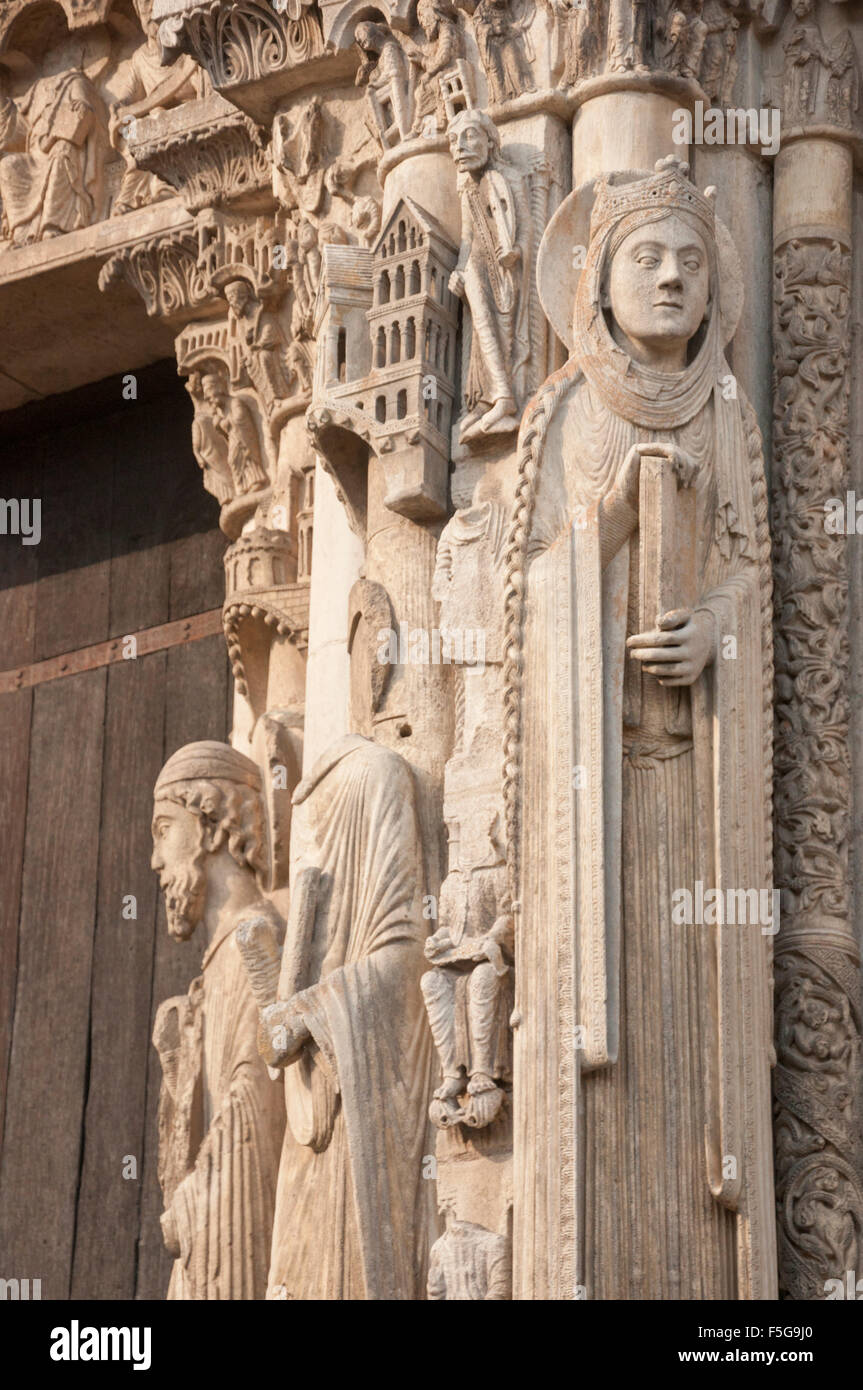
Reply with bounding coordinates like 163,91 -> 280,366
774,950 -> 863,1298
98,227 -> 212,320
771,232 -> 863,1300
128,101 -> 272,214
155,0 -> 323,91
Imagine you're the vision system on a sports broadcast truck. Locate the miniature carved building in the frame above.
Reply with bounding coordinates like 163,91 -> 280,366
310,197 -> 458,521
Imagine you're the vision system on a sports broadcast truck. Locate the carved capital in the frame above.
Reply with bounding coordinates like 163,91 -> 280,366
126,94 -> 272,215
155,0 -> 324,96
98,226 -> 214,321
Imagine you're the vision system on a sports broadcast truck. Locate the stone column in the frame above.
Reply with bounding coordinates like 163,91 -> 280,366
302,461 -> 365,771
771,133 -> 863,1300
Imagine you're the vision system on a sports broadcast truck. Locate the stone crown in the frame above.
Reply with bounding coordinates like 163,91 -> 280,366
590,157 -> 716,242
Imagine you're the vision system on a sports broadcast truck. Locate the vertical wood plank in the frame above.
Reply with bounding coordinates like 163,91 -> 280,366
0,670 -> 106,1298
69,653 -> 167,1300
0,438 -> 40,1154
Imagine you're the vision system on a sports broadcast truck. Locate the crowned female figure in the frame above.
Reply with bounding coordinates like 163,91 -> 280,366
505,159 -> 777,1298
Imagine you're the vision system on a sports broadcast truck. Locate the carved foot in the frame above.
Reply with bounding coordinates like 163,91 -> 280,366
457,407 -> 484,443
429,1072 -> 465,1128
463,398 -> 518,441
462,1074 -> 505,1128
429,1096 -> 463,1128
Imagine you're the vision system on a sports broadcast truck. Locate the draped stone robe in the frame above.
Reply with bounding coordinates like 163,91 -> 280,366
0,70 -> 108,245
513,371 -> 777,1300
154,898 -> 286,1300
267,736 -> 437,1299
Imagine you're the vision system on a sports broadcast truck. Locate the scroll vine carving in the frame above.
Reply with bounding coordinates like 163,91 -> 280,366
772,234 -> 863,1300
159,0 -> 323,90
98,228 -> 210,319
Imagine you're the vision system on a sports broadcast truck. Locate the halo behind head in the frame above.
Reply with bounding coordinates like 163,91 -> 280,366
537,170 -> 743,352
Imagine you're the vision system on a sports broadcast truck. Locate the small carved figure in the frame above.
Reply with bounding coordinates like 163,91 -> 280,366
198,367 -> 268,498
297,93 -> 323,179
472,0 -> 536,104
825,31 -> 860,128
607,0 -> 651,74
559,0 -> 603,87
447,109 -> 532,442
428,1214 -> 512,1299
186,370 -> 232,504
663,6 -> 690,75
783,0 -> 828,122
108,0 -> 204,215
224,277 -> 293,409
351,193 -> 382,246
699,2 -> 738,105
354,20 -> 414,145
409,0 -> 464,134
284,339 -> 314,395
423,858 -> 514,1128
0,41 -> 111,247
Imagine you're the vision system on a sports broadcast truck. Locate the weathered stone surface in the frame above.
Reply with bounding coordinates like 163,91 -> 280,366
2,0 -> 863,1309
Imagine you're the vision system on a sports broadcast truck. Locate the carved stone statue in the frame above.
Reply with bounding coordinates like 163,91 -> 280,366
247,736 -> 437,1298
607,0 -> 651,74
425,470 -> 514,1128
150,741 -> 285,1299
0,39 -> 111,247
354,20 -> 414,146
224,277 -> 294,410
560,0 -> 603,87
783,0 -> 828,122
409,0 -> 464,135
428,1213 -> 512,1299
194,366 -> 268,499
423,827 -> 514,1128
447,109 -> 533,443
700,3 -> 739,106
510,159 -> 776,1297
108,0 -> 204,216
825,31 -> 860,128
471,0 -> 536,104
